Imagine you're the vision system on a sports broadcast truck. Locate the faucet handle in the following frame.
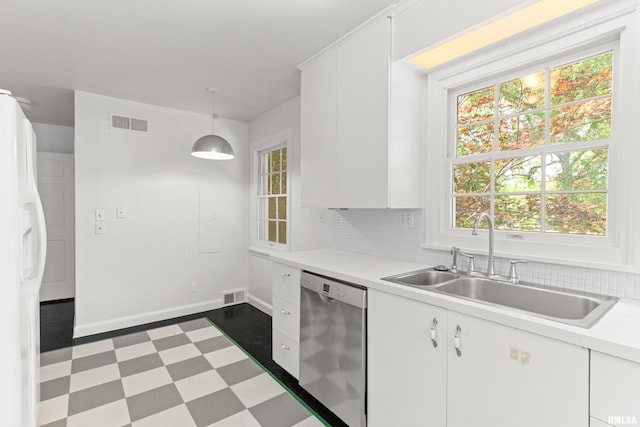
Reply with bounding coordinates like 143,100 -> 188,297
459,252 -> 475,275
450,247 -> 460,273
508,259 -> 528,283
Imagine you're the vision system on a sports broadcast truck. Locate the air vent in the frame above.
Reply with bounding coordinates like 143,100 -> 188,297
110,114 -> 148,132
222,289 -> 246,306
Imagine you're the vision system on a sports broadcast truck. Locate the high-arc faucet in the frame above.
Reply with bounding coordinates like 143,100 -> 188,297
472,213 -> 496,276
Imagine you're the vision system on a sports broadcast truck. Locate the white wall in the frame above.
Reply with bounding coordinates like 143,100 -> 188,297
33,123 -> 74,153
392,0 -> 531,61
74,91 -> 249,337
247,97 -> 333,313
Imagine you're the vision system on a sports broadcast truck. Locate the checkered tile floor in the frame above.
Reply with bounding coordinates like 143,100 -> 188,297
38,318 -> 327,427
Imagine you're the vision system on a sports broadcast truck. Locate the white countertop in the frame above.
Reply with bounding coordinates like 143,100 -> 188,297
258,248 -> 640,364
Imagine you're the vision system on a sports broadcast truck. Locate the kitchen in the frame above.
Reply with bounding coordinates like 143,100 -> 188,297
2,0 -> 640,426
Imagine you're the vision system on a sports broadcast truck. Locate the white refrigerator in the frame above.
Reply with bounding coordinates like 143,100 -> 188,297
0,89 -> 47,427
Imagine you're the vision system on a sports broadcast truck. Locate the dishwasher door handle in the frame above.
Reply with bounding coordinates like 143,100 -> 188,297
318,293 -> 337,304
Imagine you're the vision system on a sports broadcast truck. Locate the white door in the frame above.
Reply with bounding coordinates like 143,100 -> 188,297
37,152 -> 75,301
446,311 -> 589,427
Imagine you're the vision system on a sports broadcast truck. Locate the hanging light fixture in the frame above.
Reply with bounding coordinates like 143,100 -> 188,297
191,88 -> 235,160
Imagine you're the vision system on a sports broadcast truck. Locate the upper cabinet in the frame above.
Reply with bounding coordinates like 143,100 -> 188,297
300,12 -> 423,208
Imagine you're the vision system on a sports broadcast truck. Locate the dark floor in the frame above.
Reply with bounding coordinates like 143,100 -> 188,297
40,300 -> 348,427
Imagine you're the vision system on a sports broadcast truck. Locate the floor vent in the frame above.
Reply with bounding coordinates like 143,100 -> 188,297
110,114 -> 148,132
223,290 -> 246,306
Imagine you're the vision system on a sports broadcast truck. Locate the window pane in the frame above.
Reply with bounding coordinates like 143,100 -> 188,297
495,195 -> 541,231
457,86 -> 495,125
281,172 -> 287,194
281,147 -> 287,171
268,221 -> 277,242
498,112 -> 545,151
495,156 -> 542,192
546,149 -> 608,191
278,197 -> 287,220
278,221 -> 287,244
453,196 -> 490,228
453,161 -> 491,194
271,173 -> 281,194
550,97 -> 611,144
457,123 -> 495,157
550,52 -> 613,105
271,149 -> 281,172
545,193 -> 606,235
499,71 -> 545,115
268,197 -> 276,219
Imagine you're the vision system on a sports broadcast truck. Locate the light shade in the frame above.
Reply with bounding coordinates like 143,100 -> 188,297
191,134 -> 235,160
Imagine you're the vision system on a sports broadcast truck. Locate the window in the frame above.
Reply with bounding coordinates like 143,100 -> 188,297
451,51 -> 612,236
254,134 -> 289,249
423,3 -> 640,271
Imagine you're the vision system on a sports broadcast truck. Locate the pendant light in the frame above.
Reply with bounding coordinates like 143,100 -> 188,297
191,88 -> 235,160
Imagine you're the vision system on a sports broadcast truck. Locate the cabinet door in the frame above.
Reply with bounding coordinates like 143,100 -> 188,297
335,14 -> 390,208
300,47 -> 338,208
447,312 -> 588,427
367,289 -> 447,427
591,351 -> 640,427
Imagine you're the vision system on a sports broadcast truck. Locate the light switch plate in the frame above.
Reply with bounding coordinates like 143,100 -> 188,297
116,206 -> 126,219
95,223 -> 105,235
95,209 -> 105,222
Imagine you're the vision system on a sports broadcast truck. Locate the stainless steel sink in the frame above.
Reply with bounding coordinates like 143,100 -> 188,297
382,268 -> 459,287
433,277 -> 617,328
382,269 -> 618,328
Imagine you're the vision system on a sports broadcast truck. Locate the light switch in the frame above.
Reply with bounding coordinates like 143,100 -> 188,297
95,209 -> 105,222
95,223 -> 105,235
116,206 -> 126,219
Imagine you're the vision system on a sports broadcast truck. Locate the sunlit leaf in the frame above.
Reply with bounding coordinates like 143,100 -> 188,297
498,112 -> 545,151
495,156 -> 542,192
546,149 -> 608,191
550,97 -> 611,144
545,193 -> 606,235
495,195 -> 541,231
453,161 -> 491,194
453,196 -> 490,228
457,86 -> 495,125
457,123 -> 495,156
551,52 -> 613,105
499,71 -> 546,115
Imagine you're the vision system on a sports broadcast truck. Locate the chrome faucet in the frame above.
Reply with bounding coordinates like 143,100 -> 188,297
472,213 -> 496,276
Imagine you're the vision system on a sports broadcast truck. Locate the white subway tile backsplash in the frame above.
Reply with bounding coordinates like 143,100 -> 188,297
333,209 -> 639,300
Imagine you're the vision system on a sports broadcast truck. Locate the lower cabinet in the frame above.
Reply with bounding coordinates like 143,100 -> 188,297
368,290 -> 589,427
368,289 -> 447,427
590,351 -> 640,427
271,262 -> 301,379
447,311 -> 589,427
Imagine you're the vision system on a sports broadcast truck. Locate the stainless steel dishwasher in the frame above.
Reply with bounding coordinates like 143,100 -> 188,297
299,271 -> 367,427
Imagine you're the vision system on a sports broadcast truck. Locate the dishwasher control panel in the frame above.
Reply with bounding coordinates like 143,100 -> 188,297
300,271 -> 367,308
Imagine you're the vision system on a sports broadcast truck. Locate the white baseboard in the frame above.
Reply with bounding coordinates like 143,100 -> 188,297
247,293 -> 272,316
73,299 -> 223,338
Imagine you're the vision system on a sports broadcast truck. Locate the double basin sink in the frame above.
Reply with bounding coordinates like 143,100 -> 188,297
382,268 -> 618,328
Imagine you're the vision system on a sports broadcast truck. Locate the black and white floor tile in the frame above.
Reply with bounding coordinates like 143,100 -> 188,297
38,318 -> 326,427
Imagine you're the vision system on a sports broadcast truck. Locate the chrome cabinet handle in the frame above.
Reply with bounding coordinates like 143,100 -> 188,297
280,309 -> 291,315
454,325 -> 462,357
430,318 -> 438,348
280,343 -> 290,351
280,272 -> 291,278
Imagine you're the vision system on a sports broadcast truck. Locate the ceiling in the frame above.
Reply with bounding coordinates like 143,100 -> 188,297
0,0 -> 398,127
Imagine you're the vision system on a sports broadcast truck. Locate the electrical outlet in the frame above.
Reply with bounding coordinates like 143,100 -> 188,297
116,206 -> 127,219
399,212 -> 415,228
95,223 -> 105,235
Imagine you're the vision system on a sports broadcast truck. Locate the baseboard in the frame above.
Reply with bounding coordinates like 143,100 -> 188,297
248,293 -> 272,316
73,299 -> 223,338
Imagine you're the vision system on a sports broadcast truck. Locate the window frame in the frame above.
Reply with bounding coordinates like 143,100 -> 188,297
447,43 -> 616,244
250,129 -> 291,251
423,3 -> 640,272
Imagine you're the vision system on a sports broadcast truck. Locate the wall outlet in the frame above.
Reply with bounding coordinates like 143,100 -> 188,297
116,206 -> 127,219
95,223 -> 105,235
399,212 -> 415,228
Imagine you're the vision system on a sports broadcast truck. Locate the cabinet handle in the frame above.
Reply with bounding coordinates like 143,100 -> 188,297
280,272 -> 291,278
280,343 -> 290,351
454,325 -> 462,357
280,309 -> 291,316
430,318 -> 438,348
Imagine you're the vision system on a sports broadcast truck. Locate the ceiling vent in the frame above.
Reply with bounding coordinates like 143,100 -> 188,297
110,114 -> 148,132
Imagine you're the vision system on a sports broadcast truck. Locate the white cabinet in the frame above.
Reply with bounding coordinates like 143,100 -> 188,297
271,262 -> 301,378
367,293 -> 589,427
300,13 -> 423,208
367,289 -> 447,427
591,351 -> 640,427
446,311 -> 589,427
